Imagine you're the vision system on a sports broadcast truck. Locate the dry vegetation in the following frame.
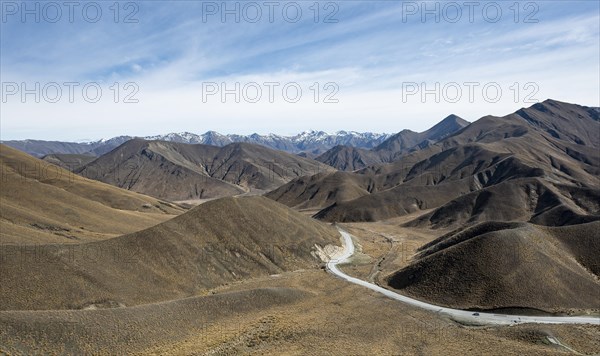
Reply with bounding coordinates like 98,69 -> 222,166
0,144 -> 183,245
1,194 -> 598,354
77,139 -> 334,201
272,100 -> 600,228
0,196 -> 339,310
2,248 -> 599,355
1,100 -> 599,354
386,221 -> 600,314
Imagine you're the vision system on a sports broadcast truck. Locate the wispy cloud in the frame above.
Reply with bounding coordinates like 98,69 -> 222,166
1,1 -> 598,140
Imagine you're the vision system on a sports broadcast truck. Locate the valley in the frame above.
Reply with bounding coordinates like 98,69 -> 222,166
1,99 -> 599,355
2,219 -> 599,355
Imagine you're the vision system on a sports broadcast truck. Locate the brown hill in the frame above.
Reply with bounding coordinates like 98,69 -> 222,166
517,100 -> 599,146
0,287 -> 310,354
265,171 -> 377,210
314,179 -> 473,222
315,145 -> 382,171
77,140 -> 333,201
0,196 -> 339,311
375,114 -> 469,159
207,141 -> 333,189
277,100 -> 600,225
41,153 -> 96,171
405,178 -> 600,229
316,115 -> 469,171
385,221 -> 600,314
311,145 -> 549,222
0,144 -> 183,244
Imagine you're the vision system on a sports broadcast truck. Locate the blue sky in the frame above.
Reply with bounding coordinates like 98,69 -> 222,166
1,0 -> 599,141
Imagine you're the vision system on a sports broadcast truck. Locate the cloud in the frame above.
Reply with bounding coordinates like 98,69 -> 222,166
1,1 -> 598,140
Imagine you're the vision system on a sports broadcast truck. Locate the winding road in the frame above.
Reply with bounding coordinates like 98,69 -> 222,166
326,228 -> 600,326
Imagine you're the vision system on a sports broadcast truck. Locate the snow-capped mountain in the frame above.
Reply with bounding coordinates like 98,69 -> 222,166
143,130 -> 390,154
2,131 -> 391,158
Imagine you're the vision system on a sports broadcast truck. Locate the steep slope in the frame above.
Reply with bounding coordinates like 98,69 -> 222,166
77,139 -> 244,201
207,142 -> 334,190
374,114 -> 469,159
422,114 -> 471,141
42,153 -> 96,171
516,99 -> 599,147
317,115 -> 469,171
265,171 -> 376,210
77,140 -> 333,201
315,145 -> 382,171
0,145 -> 183,244
300,100 -> 600,224
385,221 -> 600,314
405,178 -> 600,228
86,136 -> 135,156
292,143 -> 541,218
314,179 -> 473,222
0,196 -> 339,310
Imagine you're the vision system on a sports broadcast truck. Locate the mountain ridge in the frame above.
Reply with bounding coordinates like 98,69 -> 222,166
76,139 -> 334,201
270,99 -> 600,227
315,114 -> 470,171
3,130 -> 391,158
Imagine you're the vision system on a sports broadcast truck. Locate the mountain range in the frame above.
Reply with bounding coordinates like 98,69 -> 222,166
265,98 -> 600,316
315,114 -> 469,170
2,98 -> 600,354
76,139 -> 334,201
270,99 -> 600,228
2,130 -> 391,158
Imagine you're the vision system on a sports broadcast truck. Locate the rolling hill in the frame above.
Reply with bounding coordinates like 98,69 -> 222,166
76,140 -> 334,201
315,145 -> 383,171
0,144 -> 183,244
385,221 -> 600,314
404,178 -> 600,228
0,196 -> 340,311
265,171 -> 377,210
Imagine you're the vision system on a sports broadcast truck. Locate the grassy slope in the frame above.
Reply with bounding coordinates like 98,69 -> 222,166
386,221 -> 600,313
0,196 -> 339,310
0,144 -> 183,244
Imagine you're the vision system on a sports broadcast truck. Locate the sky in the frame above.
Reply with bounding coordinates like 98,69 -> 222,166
1,0 -> 599,141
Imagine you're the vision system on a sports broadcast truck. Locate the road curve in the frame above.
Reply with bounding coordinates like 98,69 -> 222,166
326,228 -> 600,326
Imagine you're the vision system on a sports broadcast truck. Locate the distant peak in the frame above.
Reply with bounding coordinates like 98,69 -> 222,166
440,114 -> 467,124
428,114 -> 469,130
443,114 -> 460,120
542,98 -> 565,105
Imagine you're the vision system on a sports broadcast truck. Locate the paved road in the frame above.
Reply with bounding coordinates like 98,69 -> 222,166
326,228 -> 600,326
